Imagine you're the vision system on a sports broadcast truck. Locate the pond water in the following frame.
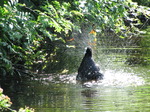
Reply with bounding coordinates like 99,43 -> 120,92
2,46 -> 150,112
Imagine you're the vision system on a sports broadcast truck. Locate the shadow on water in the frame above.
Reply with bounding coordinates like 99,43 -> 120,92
2,36 -> 150,111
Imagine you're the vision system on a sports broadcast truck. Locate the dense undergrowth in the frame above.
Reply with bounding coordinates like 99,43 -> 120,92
0,0 -> 150,79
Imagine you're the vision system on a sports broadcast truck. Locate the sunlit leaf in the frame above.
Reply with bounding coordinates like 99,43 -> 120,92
89,29 -> 97,36
66,45 -> 76,48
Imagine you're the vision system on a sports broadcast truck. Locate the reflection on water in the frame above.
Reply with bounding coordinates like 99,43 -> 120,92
3,66 -> 150,112
2,46 -> 150,112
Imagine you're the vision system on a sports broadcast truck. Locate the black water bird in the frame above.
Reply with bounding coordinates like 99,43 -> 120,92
76,47 -> 103,81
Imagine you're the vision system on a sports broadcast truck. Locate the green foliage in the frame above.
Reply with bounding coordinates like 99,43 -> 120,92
0,88 -> 34,112
0,0 -> 150,77
0,0 -> 75,77
0,88 -> 12,111
78,0 -> 127,26
0,0 -> 38,77
37,1 -> 73,40
74,0 -> 150,38
18,107 -> 34,112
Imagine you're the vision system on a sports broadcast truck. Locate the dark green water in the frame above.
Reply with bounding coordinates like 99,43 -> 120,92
3,47 -> 150,112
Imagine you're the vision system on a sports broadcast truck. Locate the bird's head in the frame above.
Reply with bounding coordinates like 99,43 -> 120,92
85,47 -> 92,57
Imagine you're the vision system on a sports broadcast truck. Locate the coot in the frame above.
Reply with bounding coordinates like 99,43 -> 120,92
76,47 -> 103,81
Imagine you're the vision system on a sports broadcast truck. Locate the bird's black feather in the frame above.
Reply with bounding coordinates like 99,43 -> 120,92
76,47 -> 103,81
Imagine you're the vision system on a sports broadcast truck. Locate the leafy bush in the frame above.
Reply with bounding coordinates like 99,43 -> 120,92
0,0 -> 38,78
75,0 -> 150,38
0,88 -> 12,111
0,88 -> 34,112
0,0 -> 75,77
0,0 -> 150,78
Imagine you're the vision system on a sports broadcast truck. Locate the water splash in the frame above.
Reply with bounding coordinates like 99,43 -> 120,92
37,69 -> 145,88
98,69 -> 145,87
